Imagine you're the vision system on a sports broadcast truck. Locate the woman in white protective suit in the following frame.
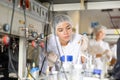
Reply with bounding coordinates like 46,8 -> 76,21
39,14 -> 88,75
88,25 -> 112,77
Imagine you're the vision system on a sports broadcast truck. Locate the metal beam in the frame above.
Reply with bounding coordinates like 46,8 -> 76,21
18,37 -> 26,79
81,0 -> 85,10
53,1 -> 120,11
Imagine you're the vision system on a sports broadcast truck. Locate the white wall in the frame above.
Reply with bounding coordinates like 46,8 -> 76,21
67,11 -> 80,33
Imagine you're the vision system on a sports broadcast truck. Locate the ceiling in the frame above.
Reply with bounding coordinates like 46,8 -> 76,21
38,0 -> 120,4
37,0 -> 120,11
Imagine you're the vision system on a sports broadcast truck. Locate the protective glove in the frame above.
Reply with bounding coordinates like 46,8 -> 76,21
47,52 -> 58,67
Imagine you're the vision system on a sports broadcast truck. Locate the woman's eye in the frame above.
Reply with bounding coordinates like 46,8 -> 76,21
58,29 -> 63,32
66,26 -> 71,30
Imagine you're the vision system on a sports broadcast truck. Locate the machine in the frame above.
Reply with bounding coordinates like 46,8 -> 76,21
0,0 -> 48,79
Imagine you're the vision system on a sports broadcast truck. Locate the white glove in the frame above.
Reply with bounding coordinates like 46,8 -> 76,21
81,35 -> 89,51
47,52 -> 58,67
102,49 -> 112,62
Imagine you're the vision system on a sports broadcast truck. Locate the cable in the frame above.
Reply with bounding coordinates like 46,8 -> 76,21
9,0 -> 15,35
38,1 -> 68,80
49,1 -> 68,80
39,24 -> 49,75
107,11 -> 120,37
39,1 -> 52,75
21,0 -> 37,80
22,0 -> 27,39
8,0 -> 22,80
39,56 -> 46,75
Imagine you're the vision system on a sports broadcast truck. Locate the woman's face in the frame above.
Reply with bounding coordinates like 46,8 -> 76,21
56,22 -> 72,45
96,29 -> 105,40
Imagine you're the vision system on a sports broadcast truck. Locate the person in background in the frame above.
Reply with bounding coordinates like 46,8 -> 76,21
39,14 -> 88,74
88,25 -> 112,77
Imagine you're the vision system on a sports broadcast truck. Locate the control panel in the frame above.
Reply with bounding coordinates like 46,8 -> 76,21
0,0 -> 48,37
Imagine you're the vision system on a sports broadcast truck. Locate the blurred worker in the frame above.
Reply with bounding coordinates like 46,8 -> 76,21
39,14 -> 88,74
88,25 -> 112,77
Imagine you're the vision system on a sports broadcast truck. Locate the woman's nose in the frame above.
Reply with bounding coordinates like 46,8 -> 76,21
63,29 -> 68,34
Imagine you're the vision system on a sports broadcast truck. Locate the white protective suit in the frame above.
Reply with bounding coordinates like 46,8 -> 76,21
39,33 -> 88,74
88,39 -> 112,75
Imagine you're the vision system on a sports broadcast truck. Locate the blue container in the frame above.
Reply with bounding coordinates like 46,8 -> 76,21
67,55 -> 73,61
60,56 -> 65,62
60,55 -> 73,62
30,67 -> 39,73
93,69 -> 102,75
